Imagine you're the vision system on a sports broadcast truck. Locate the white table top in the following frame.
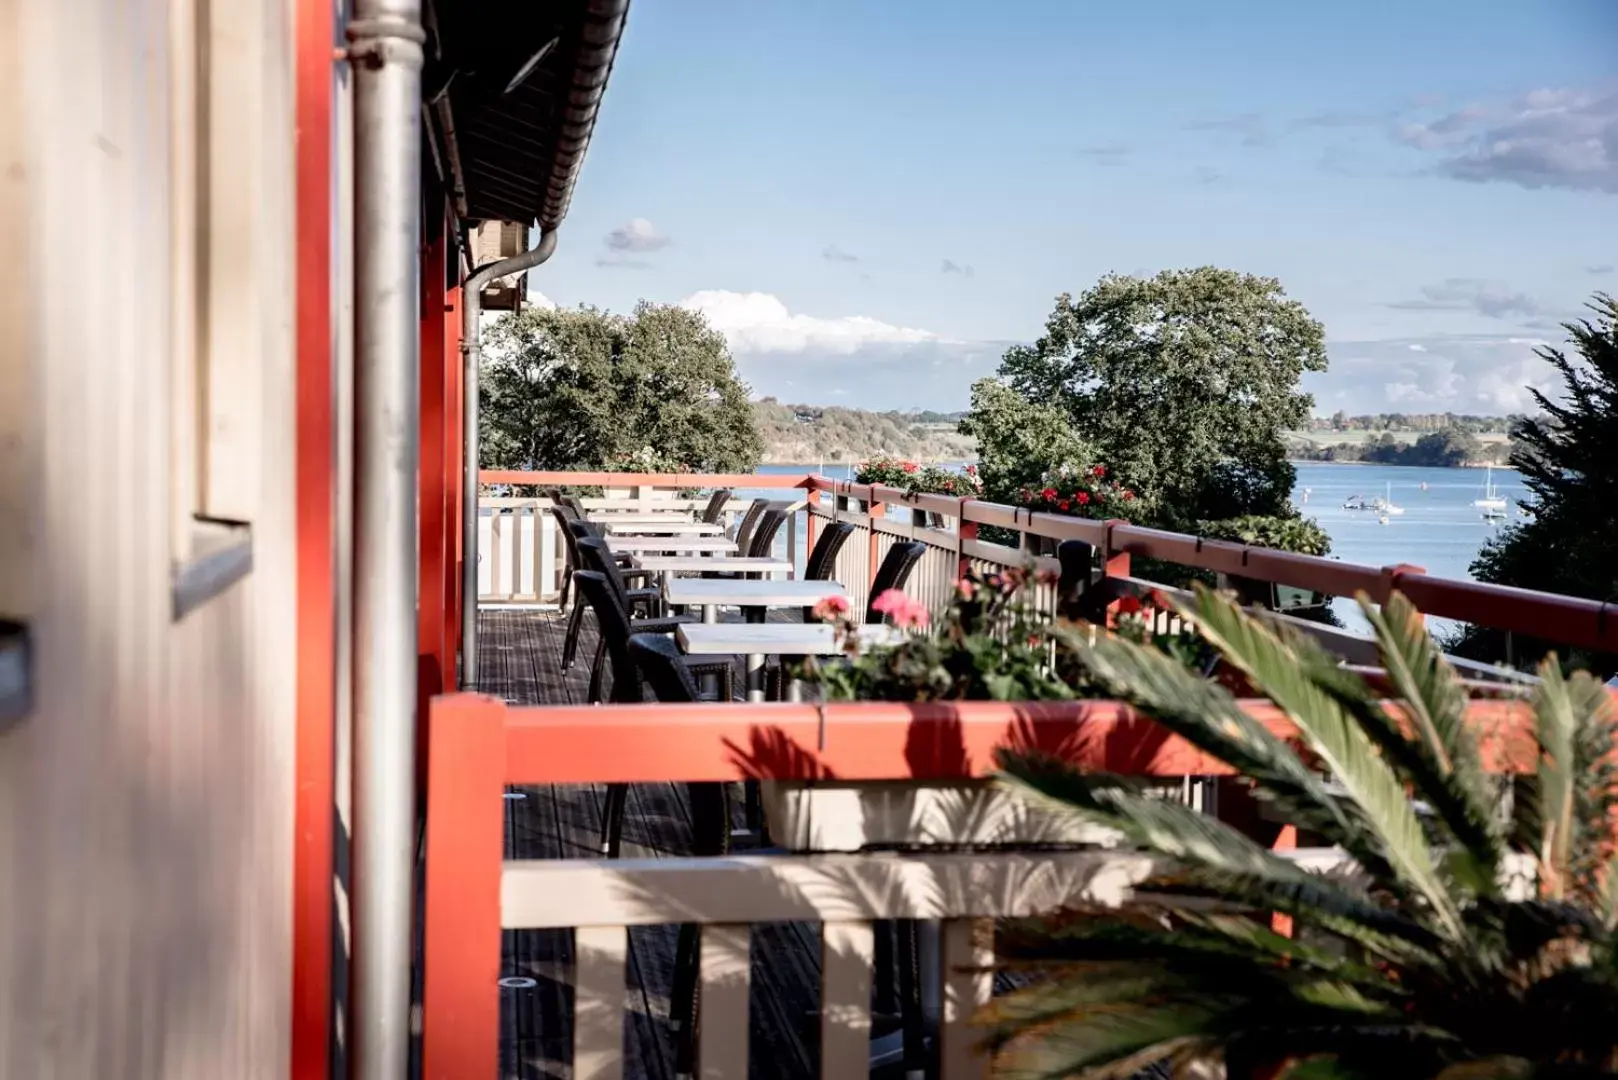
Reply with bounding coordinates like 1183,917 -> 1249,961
664,579 -> 845,607
606,536 -> 739,554
583,498 -> 706,512
676,622 -> 907,656
588,511 -> 696,524
633,556 -> 792,575
604,520 -> 725,535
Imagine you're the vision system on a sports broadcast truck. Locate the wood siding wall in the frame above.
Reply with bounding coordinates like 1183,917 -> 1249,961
0,0 -> 299,1077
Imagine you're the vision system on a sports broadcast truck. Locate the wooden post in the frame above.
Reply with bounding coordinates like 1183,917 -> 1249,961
867,490 -> 885,596
1101,519 -> 1132,628
443,286 -> 462,681
292,0 -> 336,1068
956,497 -> 977,583
418,205 -> 448,690
805,485 -> 820,559
421,694 -> 507,1079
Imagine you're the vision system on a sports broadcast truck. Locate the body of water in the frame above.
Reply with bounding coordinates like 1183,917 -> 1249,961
748,461 -> 1526,634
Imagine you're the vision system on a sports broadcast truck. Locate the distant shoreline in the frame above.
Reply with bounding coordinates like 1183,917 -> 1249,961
759,456 -> 1510,470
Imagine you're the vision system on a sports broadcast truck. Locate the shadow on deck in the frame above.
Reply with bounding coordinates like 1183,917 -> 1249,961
480,607 -> 826,1080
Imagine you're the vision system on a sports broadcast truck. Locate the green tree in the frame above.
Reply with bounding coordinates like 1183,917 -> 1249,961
479,301 -> 763,472
994,268 -> 1327,528
1459,295 -> 1618,673
957,378 -> 1093,503
989,588 -> 1618,1079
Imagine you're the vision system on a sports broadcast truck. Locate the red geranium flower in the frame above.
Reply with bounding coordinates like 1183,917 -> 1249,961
1122,490 -> 1135,500
1040,487 -> 1057,501
902,461 -> 918,473
1075,491 -> 1091,505
1057,499 -> 1071,511
1093,465 -> 1107,478
1116,595 -> 1143,615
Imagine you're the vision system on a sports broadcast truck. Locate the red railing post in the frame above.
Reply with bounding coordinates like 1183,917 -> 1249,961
867,488 -> 886,595
443,286 -> 462,679
1381,563 -> 1427,619
1101,519 -> 1132,628
956,497 -> 977,582
421,693 -> 507,1079
805,482 -> 820,559
292,0 -> 336,1068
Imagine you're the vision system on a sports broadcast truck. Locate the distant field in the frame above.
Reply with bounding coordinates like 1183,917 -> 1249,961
1287,429 -> 1511,447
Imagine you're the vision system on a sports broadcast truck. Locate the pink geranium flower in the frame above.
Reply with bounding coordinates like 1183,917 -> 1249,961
811,594 -> 851,621
870,588 -> 930,630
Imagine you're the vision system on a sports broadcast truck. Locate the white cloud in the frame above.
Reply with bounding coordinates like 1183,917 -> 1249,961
525,289 -> 555,309
604,218 -> 672,253
1394,85 -> 1618,194
680,290 -> 942,354
1310,334 -> 1562,414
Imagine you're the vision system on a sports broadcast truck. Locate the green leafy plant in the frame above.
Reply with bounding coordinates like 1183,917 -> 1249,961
984,587 -> 1618,1080
1016,463 -> 1141,520
1193,514 -> 1333,558
802,569 -> 1080,703
799,570 -> 1208,703
855,457 -> 984,499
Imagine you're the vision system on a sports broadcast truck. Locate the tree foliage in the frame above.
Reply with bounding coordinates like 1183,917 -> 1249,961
989,588 -> 1618,1080
479,302 -> 763,472
1358,428 -> 1482,468
752,399 -> 975,464
1459,295 -> 1618,673
958,378 -> 1094,504
994,267 -> 1327,527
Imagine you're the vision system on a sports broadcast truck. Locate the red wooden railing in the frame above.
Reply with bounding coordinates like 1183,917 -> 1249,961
484,469 -> 1618,656
420,694 -> 1540,1077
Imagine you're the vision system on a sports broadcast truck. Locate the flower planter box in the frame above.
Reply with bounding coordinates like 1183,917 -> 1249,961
758,778 -> 1202,852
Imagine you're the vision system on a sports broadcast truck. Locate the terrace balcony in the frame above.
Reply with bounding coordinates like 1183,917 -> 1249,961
420,468 -> 1603,1079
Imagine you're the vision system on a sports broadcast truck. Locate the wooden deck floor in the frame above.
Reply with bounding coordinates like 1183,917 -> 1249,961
480,607 -> 829,1080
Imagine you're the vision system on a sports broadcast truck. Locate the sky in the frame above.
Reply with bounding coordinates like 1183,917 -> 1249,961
524,0 -> 1618,416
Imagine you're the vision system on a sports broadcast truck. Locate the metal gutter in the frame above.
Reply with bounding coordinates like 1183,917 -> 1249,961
346,0 -> 424,1077
538,0 -> 630,231
458,230 -> 558,690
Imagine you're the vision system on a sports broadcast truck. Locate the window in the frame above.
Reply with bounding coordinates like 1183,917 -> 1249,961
168,0 -> 259,618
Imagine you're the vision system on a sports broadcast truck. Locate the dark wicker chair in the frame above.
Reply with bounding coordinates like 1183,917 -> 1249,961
866,540 -> 928,624
574,573 -> 735,859
699,488 -> 732,524
801,520 -> 855,616
560,520 -> 657,670
574,536 -> 735,706
730,500 -> 765,550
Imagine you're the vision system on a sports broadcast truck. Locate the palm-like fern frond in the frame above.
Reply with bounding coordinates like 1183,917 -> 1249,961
1334,592 -> 1506,895
1176,588 -> 1465,939
988,587 -> 1618,1078
998,752 -> 1444,959
1048,623 -> 1377,866
1531,659 -> 1618,906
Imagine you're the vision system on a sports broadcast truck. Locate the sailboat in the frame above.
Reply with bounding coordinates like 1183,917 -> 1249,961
1473,464 -> 1507,512
1381,482 -> 1404,516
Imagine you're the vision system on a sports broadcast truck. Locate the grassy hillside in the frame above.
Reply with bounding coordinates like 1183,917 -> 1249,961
751,399 -> 1521,467
753,400 -> 975,464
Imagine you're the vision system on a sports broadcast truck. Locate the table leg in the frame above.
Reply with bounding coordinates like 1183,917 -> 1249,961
746,651 -> 765,703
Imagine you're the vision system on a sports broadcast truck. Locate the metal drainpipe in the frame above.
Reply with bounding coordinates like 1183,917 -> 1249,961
459,229 -> 559,689
346,1 -> 423,1078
